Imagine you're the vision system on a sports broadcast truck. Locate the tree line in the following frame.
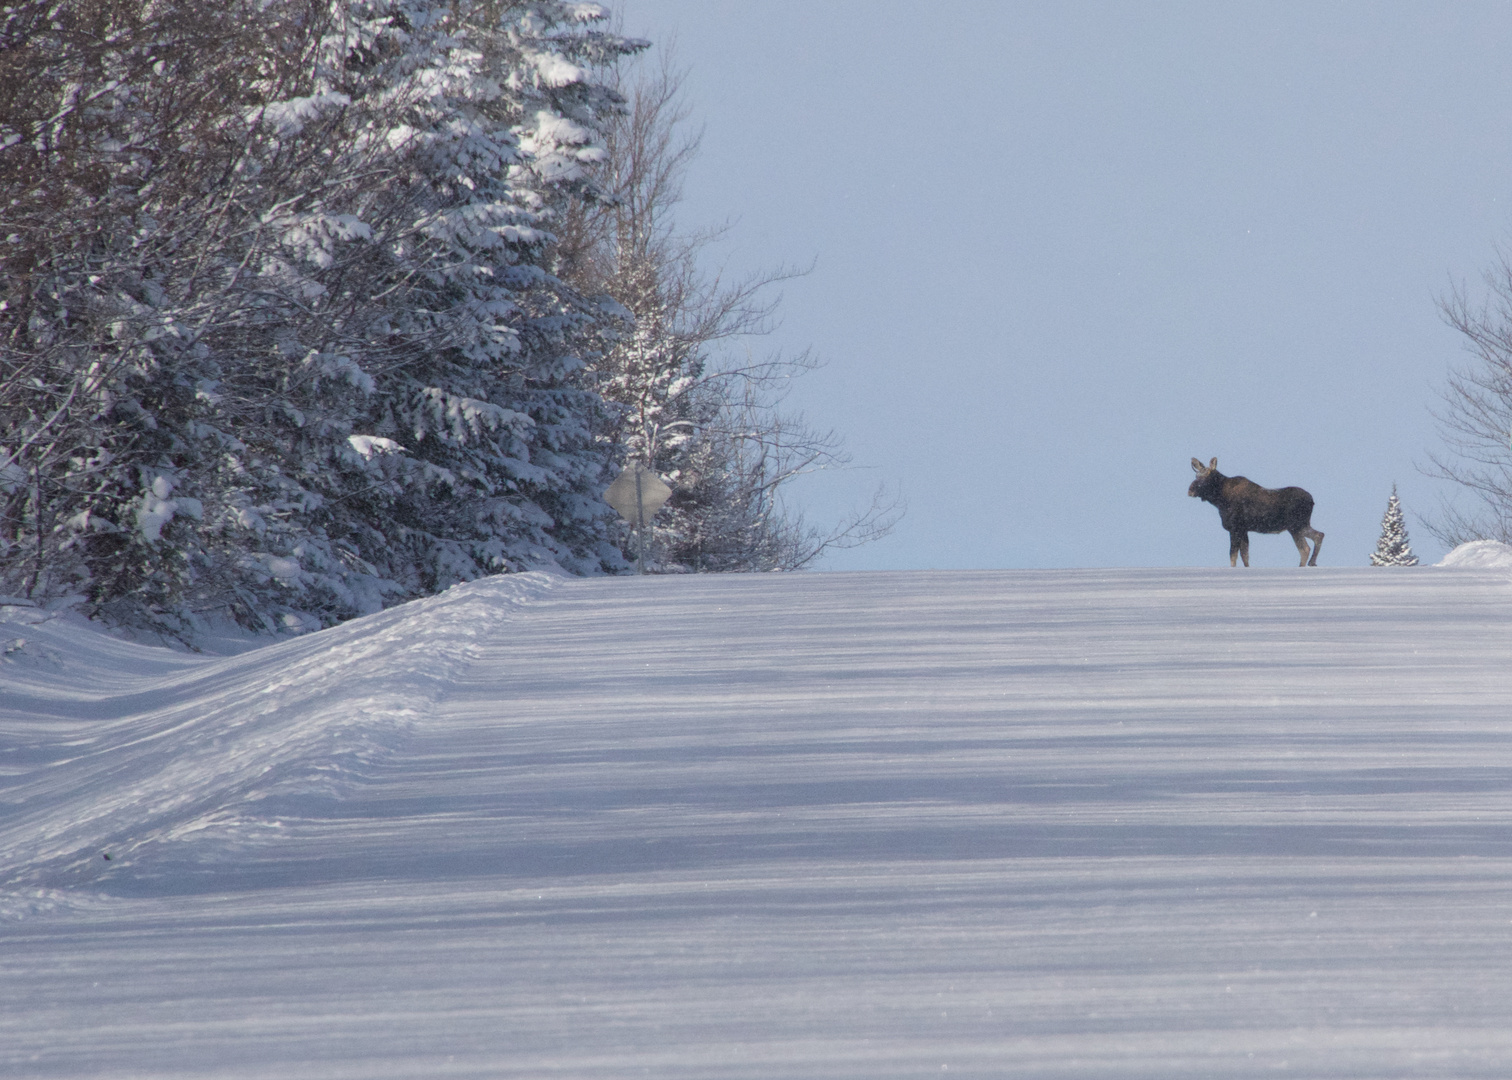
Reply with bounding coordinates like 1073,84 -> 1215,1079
0,0 -> 895,637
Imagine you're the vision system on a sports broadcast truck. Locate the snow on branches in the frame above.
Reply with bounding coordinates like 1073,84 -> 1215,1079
1,0 -> 644,634
1370,485 -> 1419,567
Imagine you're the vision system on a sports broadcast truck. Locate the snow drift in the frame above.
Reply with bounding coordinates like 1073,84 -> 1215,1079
0,573 -> 558,889
1437,538 -> 1512,569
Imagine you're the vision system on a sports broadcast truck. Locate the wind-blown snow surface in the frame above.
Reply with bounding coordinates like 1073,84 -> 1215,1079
5,567 -> 1512,1077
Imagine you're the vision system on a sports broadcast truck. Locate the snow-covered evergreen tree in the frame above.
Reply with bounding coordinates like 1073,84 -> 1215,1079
1370,485 -> 1419,566
1,0 -> 642,634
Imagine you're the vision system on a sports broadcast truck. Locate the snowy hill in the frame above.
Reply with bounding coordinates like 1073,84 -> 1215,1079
5,566 -> 1512,1078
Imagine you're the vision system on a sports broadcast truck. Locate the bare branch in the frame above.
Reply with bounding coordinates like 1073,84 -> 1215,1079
1424,245 -> 1512,545
557,44 -> 899,571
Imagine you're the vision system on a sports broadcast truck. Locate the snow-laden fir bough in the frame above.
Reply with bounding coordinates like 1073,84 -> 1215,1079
0,0 -> 645,635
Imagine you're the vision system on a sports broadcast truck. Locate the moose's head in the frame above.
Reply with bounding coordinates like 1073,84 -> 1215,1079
1188,457 -> 1220,501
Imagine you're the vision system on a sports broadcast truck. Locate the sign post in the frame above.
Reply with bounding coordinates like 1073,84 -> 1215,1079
603,464 -> 673,574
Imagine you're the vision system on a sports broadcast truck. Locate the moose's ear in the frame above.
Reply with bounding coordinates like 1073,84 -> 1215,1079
1209,457 -> 1217,470
1190,457 -> 1205,473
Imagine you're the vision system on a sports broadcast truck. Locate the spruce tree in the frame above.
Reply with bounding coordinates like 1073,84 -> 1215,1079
1370,485 -> 1419,566
1,0 -> 643,634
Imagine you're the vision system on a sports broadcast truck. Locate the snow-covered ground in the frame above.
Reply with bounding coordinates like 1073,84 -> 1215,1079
5,563 -> 1512,1078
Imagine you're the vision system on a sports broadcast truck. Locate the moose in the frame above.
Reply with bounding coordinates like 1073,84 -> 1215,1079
1188,457 -> 1324,567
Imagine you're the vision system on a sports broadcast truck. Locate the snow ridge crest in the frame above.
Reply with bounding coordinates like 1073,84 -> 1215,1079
0,573 -> 560,891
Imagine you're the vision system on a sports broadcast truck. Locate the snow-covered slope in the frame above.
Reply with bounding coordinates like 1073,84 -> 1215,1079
5,566 -> 1512,1078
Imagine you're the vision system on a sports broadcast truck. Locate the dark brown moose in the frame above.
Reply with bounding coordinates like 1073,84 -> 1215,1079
1188,457 -> 1324,567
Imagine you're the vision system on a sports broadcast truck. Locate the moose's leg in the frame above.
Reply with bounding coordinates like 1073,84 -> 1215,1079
1229,530 -> 1249,567
1291,528 -> 1311,566
1305,526 -> 1323,566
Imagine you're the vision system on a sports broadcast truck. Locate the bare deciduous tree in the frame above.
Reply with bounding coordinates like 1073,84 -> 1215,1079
558,46 -> 899,571
1424,249 -> 1512,546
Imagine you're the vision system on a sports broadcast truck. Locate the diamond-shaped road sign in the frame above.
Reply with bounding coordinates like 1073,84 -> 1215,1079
604,464 -> 673,526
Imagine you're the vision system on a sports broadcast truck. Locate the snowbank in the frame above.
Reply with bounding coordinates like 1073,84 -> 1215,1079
0,572 -> 560,888
1435,538 -> 1512,568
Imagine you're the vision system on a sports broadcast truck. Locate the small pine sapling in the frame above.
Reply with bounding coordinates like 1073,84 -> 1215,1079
1370,485 -> 1419,566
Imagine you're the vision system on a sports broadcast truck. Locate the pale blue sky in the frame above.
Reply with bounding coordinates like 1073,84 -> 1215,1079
619,1 -> 1512,568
